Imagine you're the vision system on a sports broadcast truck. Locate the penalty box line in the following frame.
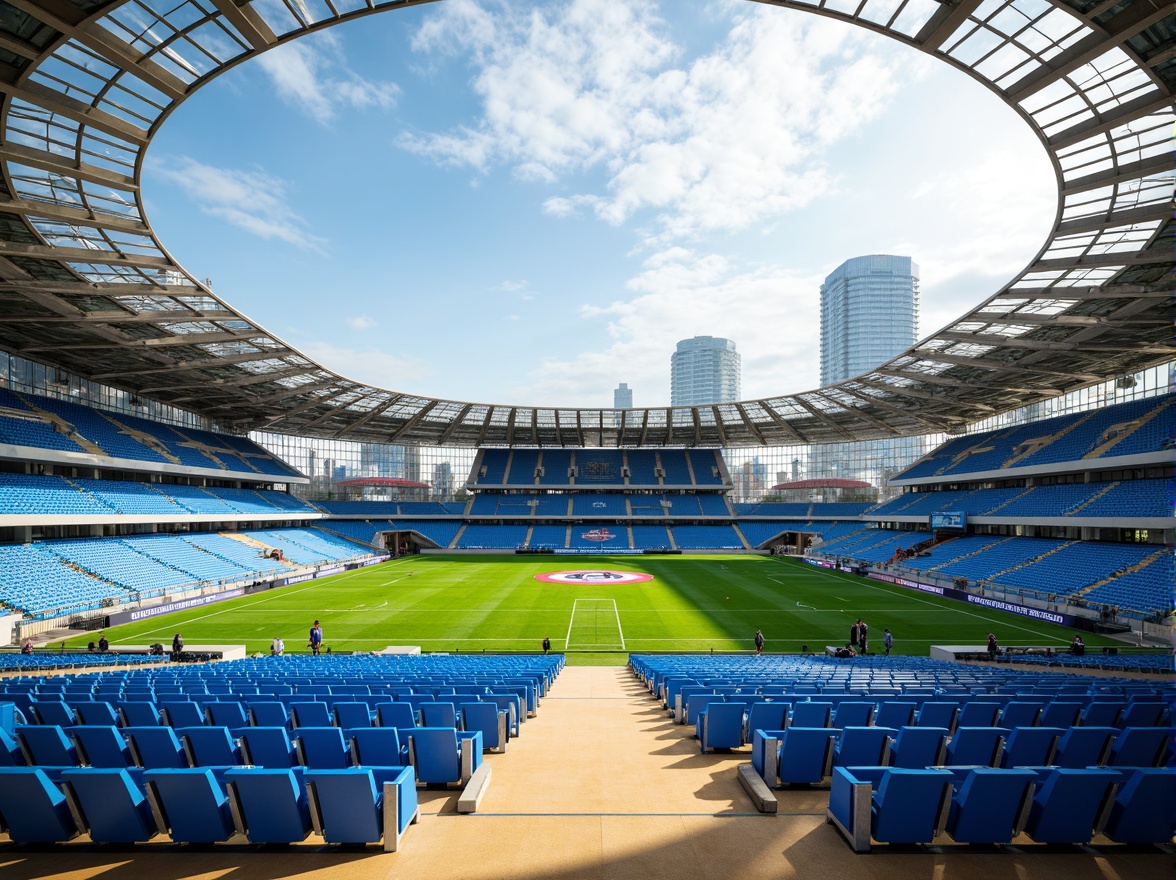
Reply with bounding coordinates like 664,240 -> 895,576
566,598 -> 625,650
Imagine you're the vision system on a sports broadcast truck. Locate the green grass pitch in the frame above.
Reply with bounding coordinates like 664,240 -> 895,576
67,554 -> 1128,662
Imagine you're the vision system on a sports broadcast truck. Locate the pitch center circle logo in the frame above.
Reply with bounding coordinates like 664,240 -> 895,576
534,570 -> 654,585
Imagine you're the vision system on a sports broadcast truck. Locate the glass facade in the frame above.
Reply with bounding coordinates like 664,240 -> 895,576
670,336 -> 741,406
820,255 -> 919,386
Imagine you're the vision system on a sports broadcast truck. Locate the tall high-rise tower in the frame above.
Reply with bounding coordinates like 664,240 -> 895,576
670,336 -> 741,406
820,255 -> 919,386
614,383 -> 633,409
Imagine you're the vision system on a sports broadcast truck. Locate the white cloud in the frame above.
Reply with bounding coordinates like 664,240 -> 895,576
404,1 -> 924,244
148,156 -> 326,252
510,247 -> 824,407
255,34 -> 399,125
293,339 -> 433,389
346,316 -> 377,331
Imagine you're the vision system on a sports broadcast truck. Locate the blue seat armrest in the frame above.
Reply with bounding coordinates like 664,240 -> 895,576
827,767 -> 873,853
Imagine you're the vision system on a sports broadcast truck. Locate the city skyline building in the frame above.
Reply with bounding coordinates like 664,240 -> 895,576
820,254 -> 919,386
614,383 -> 633,409
670,336 -> 741,406
815,255 -> 922,487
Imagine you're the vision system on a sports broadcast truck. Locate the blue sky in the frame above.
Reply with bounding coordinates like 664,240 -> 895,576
143,0 -> 1055,409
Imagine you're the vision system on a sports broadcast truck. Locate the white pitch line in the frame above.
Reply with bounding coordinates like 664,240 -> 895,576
564,598 -> 579,649
612,598 -> 625,651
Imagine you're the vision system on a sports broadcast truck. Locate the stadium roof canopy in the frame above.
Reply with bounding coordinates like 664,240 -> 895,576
0,0 -> 1170,449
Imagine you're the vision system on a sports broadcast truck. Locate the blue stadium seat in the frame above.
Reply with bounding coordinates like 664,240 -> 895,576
224,767 -> 313,844
407,727 -> 482,786
61,767 -> 160,843
290,702 -> 332,729
71,725 -> 134,768
944,767 -> 1036,844
827,766 -> 954,851
955,702 -> 1001,728
1038,702 -> 1084,728
419,701 -> 458,729
126,726 -> 189,769
119,701 -> 161,727
791,702 -> 833,728
1052,726 -> 1116,768
873,702 -> 917,729
888,726 -> 949,768
945,727 -> 1009,767
334,702 -> 373,729
205,701 -> 249,728
1107,727 -> 1173,767
1000,726 -> 1062,768
915,702 -> 958,731
376,701 -> 419,732
744,702 -> 787,744
349,727 -> 406,767
295,727 -> 351,769
160,701 -> 205,728
1101,767 -> 1176,845
240,727 -> 299,768
834,726 -> 896,768
144,768 -> 239,844
459,702 -> 508,753
0,767 -> 81,842
1023,767 -> 1121,844
831,702 -> 875,729
697,702 -> 747,753
179,726 -> 243,768
247,701 -> 289,728
16,724 -> 79,766
30,700 -> 75,727
776,728 -> 838,785
72,701 -> 120,727
305,766 -> 418,850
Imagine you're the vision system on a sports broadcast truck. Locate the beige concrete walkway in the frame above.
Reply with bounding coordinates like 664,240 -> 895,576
1,666 -> 1171,880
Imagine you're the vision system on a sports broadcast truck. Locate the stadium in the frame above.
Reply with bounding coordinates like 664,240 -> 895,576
0,0 -> 1172,875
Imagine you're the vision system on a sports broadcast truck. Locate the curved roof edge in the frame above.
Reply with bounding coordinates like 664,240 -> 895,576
0,0 -> 1170,447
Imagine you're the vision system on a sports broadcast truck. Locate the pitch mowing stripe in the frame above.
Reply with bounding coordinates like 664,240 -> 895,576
567,598 -> 624,650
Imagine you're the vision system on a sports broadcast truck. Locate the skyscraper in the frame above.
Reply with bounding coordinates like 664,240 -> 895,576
813,255 -> 924,489
820,255 -> 919,386
670,336 -> 741,406
614,383 -> 633,409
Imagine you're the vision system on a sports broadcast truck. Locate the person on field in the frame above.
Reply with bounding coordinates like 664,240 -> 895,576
172,633 -> 184,655
309,620 -> 323,655
754,629 -> 765,655
542,636 -> 551,654
271,636 -> 284,656
987,632 -> 1000,659
859,620 -> 869,654
849,621 -> 860,651
884,628 -> 892,655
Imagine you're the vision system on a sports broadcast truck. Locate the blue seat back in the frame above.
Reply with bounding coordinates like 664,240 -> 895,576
1038,702 -> 1083,728
160,702 -> 204,728
459,702 -> 503,750
874,702 -> 917,729
247,701 -> 290,727
946,727 -> 1009,767
334,702 -> 373,729
144,768 -> 236,843
240,727 -> 297,768
916,702 -> 959,730
777,727 -> 838,784
419,702 -> 457,728
1117,703 -> 1168,729
699,702 -> 746,751
119,702 -> 161,727
889,726 -> 949,768
31,701 -> 75,727
1025,767 -> 1121,844
61,767 -> 158,843
745,703 -> 787,743
72,702 -> 120,726
945,767 -> 1036,844
835,726 -> 896,767
1080,701 -> 1124,727
956,702 -> 1001,728
1000,726 -> 1062,768
0,767 -> 79,842
1108,726 -> 1173,767
16,724 -> 78,766
871,768 -> 954,844
685,694 -> 725,726
376,702 -> 418,731
296,726 -> 351,769
409,727 -> 460,784
126,726 -> 189,769
999,702 -> 1043,728
71,725 -> 133,768
290,702 -> 332,729
1102,767 -> 1176,844
1053,726 -> 1116,768
350,727 -> 403,766
179,726 -> 242,768
832,702 -> 874,729
206,702 -> 248,728
305,768 -> 382,844
791,702 -> 832,728
223,767 -> 312,843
